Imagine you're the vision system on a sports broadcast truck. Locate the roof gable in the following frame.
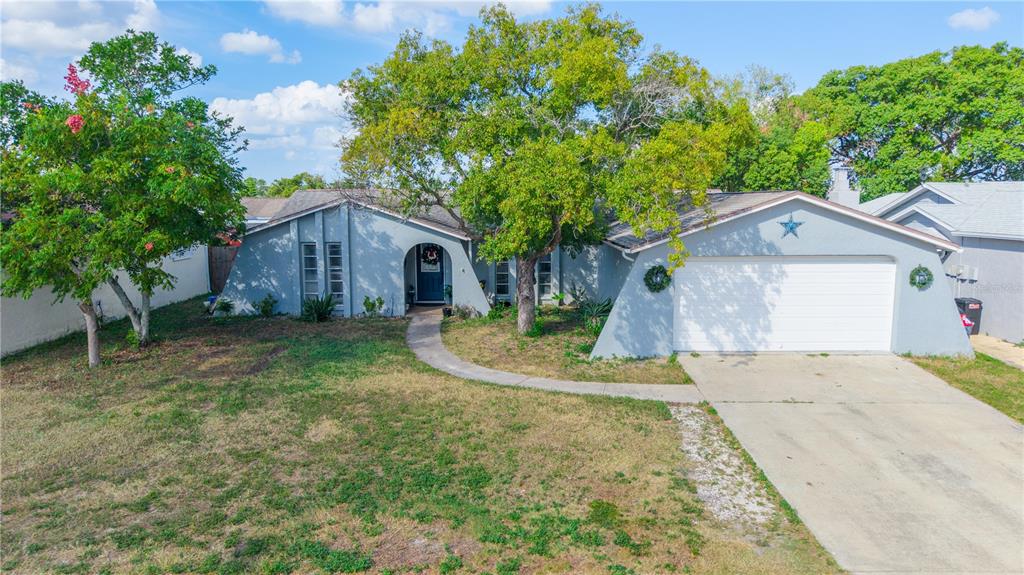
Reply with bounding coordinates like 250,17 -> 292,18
612,192 -> 961,253
244,189 -> 470,240
877,182 -> 1023,240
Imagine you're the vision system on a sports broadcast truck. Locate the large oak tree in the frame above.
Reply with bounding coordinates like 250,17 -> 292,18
802,43 -> 1024,199
342,4 -> 732,332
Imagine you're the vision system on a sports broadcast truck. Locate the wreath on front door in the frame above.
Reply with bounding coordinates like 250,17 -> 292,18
421,245 -> 440,266
644,265 -> 672,293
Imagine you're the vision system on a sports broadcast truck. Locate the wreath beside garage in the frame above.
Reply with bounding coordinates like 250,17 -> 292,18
909,265 -> 934,290
644,265 -> 672,293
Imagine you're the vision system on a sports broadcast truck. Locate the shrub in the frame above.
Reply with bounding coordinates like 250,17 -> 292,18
362,295 -> 385,317
524,318 -> 545,338
487,304 -> 513,321
302,293 -> 335,322
257,293 -> 277,317
214,297 -> 235,315
576,297 -> 613,336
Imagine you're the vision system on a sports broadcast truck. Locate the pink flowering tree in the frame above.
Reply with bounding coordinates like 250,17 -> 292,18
1,31 -> 246,366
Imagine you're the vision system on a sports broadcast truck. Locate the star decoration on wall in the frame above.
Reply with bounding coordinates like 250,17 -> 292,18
779,214 -> 804,238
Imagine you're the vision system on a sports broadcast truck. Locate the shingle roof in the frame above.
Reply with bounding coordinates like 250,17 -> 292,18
858,192 -> 908,215
604,191 -> 793,251
240,197 -> 289,220
246,189 -> 469,239
870,182 -> 1024,240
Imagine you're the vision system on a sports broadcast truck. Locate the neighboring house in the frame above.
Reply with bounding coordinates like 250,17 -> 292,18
854,182 -> 1023,343
1,246 -> 211,356
223,188 -> 971,358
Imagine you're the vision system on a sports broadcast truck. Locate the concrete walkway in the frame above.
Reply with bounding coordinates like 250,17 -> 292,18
680,353 -> 1024,575
406,310 -> 704,403
972,334 -> 1024,370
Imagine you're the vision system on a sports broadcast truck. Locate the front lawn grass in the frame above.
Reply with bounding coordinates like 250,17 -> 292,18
911,353 -> 1024,423
443,306 -> 692,384
1,297 -> 834,574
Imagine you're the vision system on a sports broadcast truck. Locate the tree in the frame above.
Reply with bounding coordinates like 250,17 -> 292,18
802,43 -> 1024,199
343,5 -> 731,332
712,67 -> 831,196
1,31 -> 245,365
241,176 -> 269,197
266,172 -> 329,197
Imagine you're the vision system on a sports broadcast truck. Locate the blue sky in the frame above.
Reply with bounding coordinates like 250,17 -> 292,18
2,1 -> 1021,182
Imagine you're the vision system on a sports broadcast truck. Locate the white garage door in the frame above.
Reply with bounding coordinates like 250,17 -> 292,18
674,257 -> 896,352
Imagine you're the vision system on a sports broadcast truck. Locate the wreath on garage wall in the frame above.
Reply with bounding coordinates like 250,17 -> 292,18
644,265 -> 672,293
909,265 -> 934,290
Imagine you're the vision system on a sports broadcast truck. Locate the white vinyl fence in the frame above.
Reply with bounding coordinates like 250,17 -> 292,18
1,246 -> 211,356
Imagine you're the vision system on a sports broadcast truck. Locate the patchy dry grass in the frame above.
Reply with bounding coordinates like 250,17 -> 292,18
1,297 -> 835,574
443,307 -> 691,385
911,353 -> 1024,423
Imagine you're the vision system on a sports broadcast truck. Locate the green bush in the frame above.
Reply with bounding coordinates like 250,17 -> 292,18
576,297 -> 613,337
524,318 -> 545,338
302,294 -> 335,322
214,297 -> 235,315
362,295 -> 385,317
257,294 -> 277,317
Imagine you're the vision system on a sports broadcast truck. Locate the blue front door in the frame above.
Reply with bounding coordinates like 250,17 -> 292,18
417,244 -> 445,302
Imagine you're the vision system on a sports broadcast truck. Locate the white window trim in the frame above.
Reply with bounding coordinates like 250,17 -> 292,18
326,242 -> 344,305
301,243 -> 319,300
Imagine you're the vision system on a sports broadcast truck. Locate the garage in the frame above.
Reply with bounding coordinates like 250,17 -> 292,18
591,191 -> 972,359
673,256 -> 897,352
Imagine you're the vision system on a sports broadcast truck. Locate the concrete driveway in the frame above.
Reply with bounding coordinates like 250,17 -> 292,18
680,353 -> 1024,575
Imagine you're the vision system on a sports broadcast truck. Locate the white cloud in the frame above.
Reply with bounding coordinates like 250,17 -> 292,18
947,6 -> 1000,31
211,80 -> 348,136
219,29 -> 302,64
0,57 -> 39,83
312,125 -> 350,148
248,134 -> 309,150
264,0 -> 345,27
261,0 -> 552,35
175,47 -> 203,67
352,2 -> 395,32
0,1 -> 162,57
126,0 -> 159,30
211,81 -> 350,174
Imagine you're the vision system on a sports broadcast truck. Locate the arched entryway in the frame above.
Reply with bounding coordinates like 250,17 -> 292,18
404,243 -> 448,307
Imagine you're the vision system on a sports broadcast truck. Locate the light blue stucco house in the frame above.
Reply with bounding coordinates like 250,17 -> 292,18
223,188 -> 972,358
853,182 -> 1023,343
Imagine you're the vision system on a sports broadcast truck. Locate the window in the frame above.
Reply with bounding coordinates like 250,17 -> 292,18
537,253 -> 552,298
327,243 -> 344,302
301,243 -> 318,299
495,260 -> 510,298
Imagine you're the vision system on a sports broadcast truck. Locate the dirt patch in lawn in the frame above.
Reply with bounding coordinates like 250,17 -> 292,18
443,306 -> 692,384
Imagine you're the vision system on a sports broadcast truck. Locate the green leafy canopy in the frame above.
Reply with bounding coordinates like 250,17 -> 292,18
342,4 -> 738,269
802,43 -> 1024,199
1,30 -> 246,303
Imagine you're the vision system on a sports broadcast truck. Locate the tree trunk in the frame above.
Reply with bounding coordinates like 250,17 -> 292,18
139,291 -> 151,345
78,301 -> 101,368
516,256 -> 537,334
107,277 -> 149,346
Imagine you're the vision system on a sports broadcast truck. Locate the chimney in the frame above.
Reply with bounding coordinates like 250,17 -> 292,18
827,166 -> 860,207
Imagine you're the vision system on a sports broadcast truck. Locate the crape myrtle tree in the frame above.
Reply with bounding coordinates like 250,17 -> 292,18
342,4 -> 732,333
801,43 -> 1024,200
0,31 -> 245,366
